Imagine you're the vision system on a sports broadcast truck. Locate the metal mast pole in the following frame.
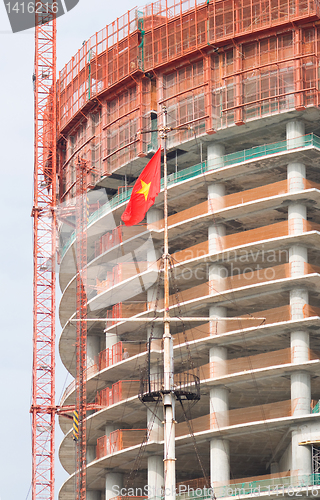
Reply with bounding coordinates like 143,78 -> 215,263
162,106 -> 176,500
31,7 -> 56,500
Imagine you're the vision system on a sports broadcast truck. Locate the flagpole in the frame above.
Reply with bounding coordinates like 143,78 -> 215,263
162,105 -> 176,500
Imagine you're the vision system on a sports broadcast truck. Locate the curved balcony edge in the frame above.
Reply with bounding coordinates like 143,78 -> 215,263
59,358 -> 320,465
58,412 -> 320,487
59,134 -> 320,265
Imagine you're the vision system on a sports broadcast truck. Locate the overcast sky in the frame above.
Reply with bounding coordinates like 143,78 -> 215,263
0,0 -> 148,498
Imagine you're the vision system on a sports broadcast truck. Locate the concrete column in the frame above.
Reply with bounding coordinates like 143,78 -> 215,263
207,150 -> 226,256
288,204 -> 306,235
208,225 -> 226,255
105,424 -> 117,435
207,157 -> 229,487
87,335 -> 100,367
289,245 -> 307,277
148,456 -> 164,499
288,163 -> 306,192
147,285 -> 164,313
210,386 -> 229,427
291,329 -> 309,364
290,288 -> 308,320
105,472 -> 123,500
208,182 -> 226,255
86,445 -> 96,464
287,121 -> 307,233
86,491 -> 100,500
210,439 -> 230,488
147,207 -> 163,225
290,287 -> 310,416
207,143 -> 225,170
209,265 -> 227,294
291,371 -> 311,415
209,305 -> 227,337
147,323 -> 163,353
209,345 -> 230,488
287,120 -> 306,194
287,119 -> 311,476
148,407 -> 163,442
292,429 -> 312,476
209,305 -> 229,486
147,208 -> 163,264
147,407 -> 164,499
105,332 -> 119,350
208,183 -> 225,212
286,120 -> 305,150
147,326 -> 163,394
210,345 -> 228,378
208,181 -> 227,291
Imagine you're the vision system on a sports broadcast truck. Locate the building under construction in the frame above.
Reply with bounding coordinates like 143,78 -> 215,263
57,0 -> 320,499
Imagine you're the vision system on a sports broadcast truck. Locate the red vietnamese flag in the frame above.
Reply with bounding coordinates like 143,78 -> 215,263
121,148 -> 161,226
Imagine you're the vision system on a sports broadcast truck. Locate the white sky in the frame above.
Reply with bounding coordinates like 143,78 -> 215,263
0,0 -> 149,498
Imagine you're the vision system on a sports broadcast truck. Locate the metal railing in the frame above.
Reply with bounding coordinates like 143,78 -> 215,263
139,371 -> 200,402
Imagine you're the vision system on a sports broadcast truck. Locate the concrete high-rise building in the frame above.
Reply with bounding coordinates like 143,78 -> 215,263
57,1 -> 320,499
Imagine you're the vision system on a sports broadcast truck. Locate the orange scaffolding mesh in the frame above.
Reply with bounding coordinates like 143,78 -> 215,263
58,0 -> 320,202
94,226 -> 122,257
61,303 -> 320,406
151,179 -> 294,230
176,399 -> 295,436
95,261 -> 149,294
105,302 -> 148,326
99,341 -> 146,370
157,263 -> 320,309
172,303 -> 320,345
176,471 -> 294,491
96,380 -> 140,407
94,225 -> 148,258
198,347 -> 320,379
58,0 -> 320,122
305,305 -> 320,317
173,220 -> 320,263
96,429 -> 147,459
85,362 -> 99,379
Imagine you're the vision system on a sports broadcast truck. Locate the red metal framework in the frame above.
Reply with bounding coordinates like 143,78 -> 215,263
31,13 -> 57,500
57,0 -> 320,204
75,157 -> 88,500
58,0 -> 320,131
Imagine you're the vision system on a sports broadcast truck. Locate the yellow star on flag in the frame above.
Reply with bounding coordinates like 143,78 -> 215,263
136,179 -> 151,201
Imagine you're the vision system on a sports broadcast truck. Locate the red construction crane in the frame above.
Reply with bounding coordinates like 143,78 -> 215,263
31,9 -> 57,500
31,9 -> 90,499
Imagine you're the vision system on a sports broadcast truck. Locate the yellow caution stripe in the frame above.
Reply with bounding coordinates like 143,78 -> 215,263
73,410 -> 79,441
